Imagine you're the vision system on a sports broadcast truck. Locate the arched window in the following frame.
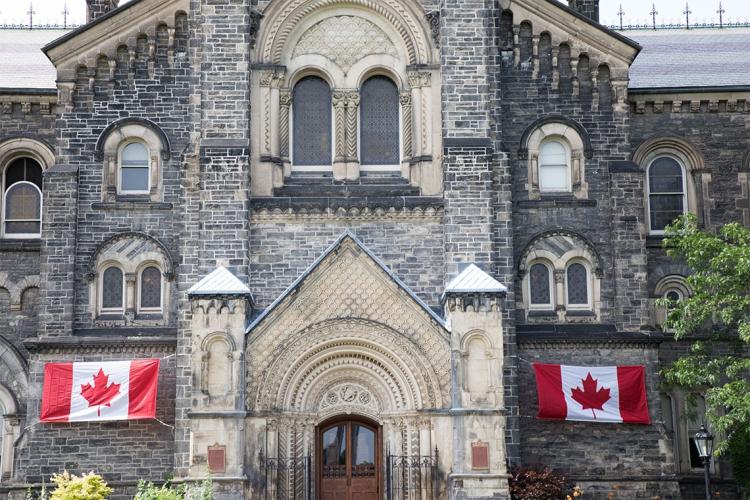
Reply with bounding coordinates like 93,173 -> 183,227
566,262 -> 590,309
538,140 -> 570,192
647,156 -> 686,233
360,76 -> 400,167
119,142 -> 150,194
3,157 -> 43,238
139,266 -> 162,313
101,266 -> 124,313
292,76 -> 332,167
528,262 -> 553,309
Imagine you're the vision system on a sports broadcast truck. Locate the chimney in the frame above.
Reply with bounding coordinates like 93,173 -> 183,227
568,0 -> 600,23
86,0 -> 119,22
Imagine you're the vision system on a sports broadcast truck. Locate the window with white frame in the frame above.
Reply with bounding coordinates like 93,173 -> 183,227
2,157 -> 43,238
292,76 -> 332,168
100,266 -> 125,314
538,139 -> 570,192
528,262 -> 553,310
138,265 -> 162,313
360,75 -> 400,168
565,262 -> 591,310
119,142 -> 151,194
647,156 -> 687,234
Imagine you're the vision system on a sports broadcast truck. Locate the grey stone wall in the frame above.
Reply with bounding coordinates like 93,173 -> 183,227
518,339 -> 681,497
568,0 -> 600,22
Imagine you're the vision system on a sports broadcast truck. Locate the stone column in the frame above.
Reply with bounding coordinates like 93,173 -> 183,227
332,91 -> 348,181
279,89 -> 292,177
344,90 -> 360,180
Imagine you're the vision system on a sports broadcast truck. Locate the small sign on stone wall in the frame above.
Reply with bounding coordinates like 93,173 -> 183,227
208,444 -> 226,474
471,441 -> 489,471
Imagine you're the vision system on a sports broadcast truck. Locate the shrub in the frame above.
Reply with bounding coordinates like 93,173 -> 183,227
49,471 -> 112,500
509,466 -> 583,500
729,427 -> 750,492
133,479 -> 212,500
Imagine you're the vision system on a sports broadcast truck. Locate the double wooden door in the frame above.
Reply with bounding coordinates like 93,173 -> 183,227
319,419 -> 380,500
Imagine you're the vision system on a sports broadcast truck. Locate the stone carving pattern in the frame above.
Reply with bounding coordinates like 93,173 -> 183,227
400,92 -> 412,160
319,383 -> 378,413
293,16 -> 398,72
246,243 -> 450,411
345,91 -> 360,160
262,0 -> 427,64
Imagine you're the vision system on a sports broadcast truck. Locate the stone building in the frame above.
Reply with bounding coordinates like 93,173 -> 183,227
0,0 -> 747,498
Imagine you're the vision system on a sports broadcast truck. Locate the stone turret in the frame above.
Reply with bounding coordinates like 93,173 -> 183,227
86,0 -> 119,22
569,0 -> 600,23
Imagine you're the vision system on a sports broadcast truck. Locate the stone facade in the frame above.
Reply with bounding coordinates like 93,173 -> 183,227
0,0 -> 746,498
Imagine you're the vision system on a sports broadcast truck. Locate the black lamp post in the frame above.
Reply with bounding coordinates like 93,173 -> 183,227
693,424 -> 714,500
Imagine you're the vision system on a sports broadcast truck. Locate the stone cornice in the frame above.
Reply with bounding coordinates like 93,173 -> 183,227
24,336 -> 176,354
517,328 -> 663,348
251,197 -> 444,222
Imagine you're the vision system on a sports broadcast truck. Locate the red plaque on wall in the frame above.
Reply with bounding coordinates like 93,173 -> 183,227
471,441 -> 490,470
208,444 -> 226,474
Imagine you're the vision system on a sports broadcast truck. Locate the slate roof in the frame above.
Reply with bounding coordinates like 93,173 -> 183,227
187,266 -> 252,296
627,28 -> 750,91
444,264 -> 507,294
0,28 -> 71,91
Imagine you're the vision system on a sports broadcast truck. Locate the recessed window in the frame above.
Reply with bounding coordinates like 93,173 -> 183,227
101,266 -> 124,313
539,140 -> 570,192
566,262 -> 590,309
3,157 -> 43,238
139,266 -> 162,313
360,76 -> 400,167
648,156 -> 686,233
292,76 -> 332,168
529,262 -> 553,309
119,142 -> 150,194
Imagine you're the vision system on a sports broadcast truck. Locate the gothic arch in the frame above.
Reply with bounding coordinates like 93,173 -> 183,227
249,319 -> 447,414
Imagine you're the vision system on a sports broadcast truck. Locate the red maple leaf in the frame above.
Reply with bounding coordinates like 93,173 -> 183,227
570,372 -> 611,419
80,369 -> 121,416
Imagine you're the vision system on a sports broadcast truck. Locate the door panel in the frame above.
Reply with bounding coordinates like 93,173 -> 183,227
319,420 -> 380,500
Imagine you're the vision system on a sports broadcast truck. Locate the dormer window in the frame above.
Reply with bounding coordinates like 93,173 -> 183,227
119,142 -> 151,194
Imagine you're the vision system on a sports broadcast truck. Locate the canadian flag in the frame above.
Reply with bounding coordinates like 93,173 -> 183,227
41,359 -> 160,423
533,363 -> 650,424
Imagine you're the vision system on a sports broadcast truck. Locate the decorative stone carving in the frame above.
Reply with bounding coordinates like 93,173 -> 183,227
319,383 -> 379,413
293,16 -> 398,72
425,11 -> 440,48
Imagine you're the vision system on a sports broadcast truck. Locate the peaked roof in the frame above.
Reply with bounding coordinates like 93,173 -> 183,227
246,230 -> 446,333
188,266 -> 252,296
445,264 -> 507,294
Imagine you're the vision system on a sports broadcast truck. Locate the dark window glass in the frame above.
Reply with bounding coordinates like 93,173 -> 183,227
102,267 -> 124,310
566,263 -> 588,305
649,157 -> 685,231
140,266 -> 162,309
351,424 -> 376,478
5,157 -> 42,189
293,76 -> 332,166
529,263 -> 551,305
120,143 -> 150,192
360,76 -> 400,165
4,183 -> 41,234
322,424 -> 346,478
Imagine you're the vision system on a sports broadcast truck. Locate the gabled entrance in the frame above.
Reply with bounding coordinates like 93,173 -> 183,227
318,417 -> 381,500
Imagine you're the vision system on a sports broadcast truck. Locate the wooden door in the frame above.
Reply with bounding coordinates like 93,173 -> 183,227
319,419 -> 380,500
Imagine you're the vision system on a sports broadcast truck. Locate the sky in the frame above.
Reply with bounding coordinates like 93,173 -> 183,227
0,0 -> 748,27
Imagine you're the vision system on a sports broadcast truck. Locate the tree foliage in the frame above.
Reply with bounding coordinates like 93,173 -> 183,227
49,471 -> 112,500
133,479 -> 213,500
660,214 -> 750,454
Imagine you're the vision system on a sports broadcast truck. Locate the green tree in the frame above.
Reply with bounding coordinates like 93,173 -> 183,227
660,214 -> 750,455
49,471 -> 112,500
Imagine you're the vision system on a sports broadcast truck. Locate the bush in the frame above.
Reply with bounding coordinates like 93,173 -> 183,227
729,427 -> 750,492
509,466 -> 583,500
133,479 -> 212,500
49,471 -> 112,500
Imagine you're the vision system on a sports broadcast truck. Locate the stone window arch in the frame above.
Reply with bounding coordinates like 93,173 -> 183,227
96,118 -> 170,202
519,231 -> 602,321
0,384 -> 20,481
652,275 -> 691,329
251,0 -> 441,194
88,232 -> 174,323
633,137 -> 704,234
0,138 -> 53,239
520,118 -> 590,199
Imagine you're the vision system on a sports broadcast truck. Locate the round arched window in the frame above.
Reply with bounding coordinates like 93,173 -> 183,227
539,140 -> 570,192
648,156 -> 686,233
120,142 -> 150,194
3,157 -> 43,237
